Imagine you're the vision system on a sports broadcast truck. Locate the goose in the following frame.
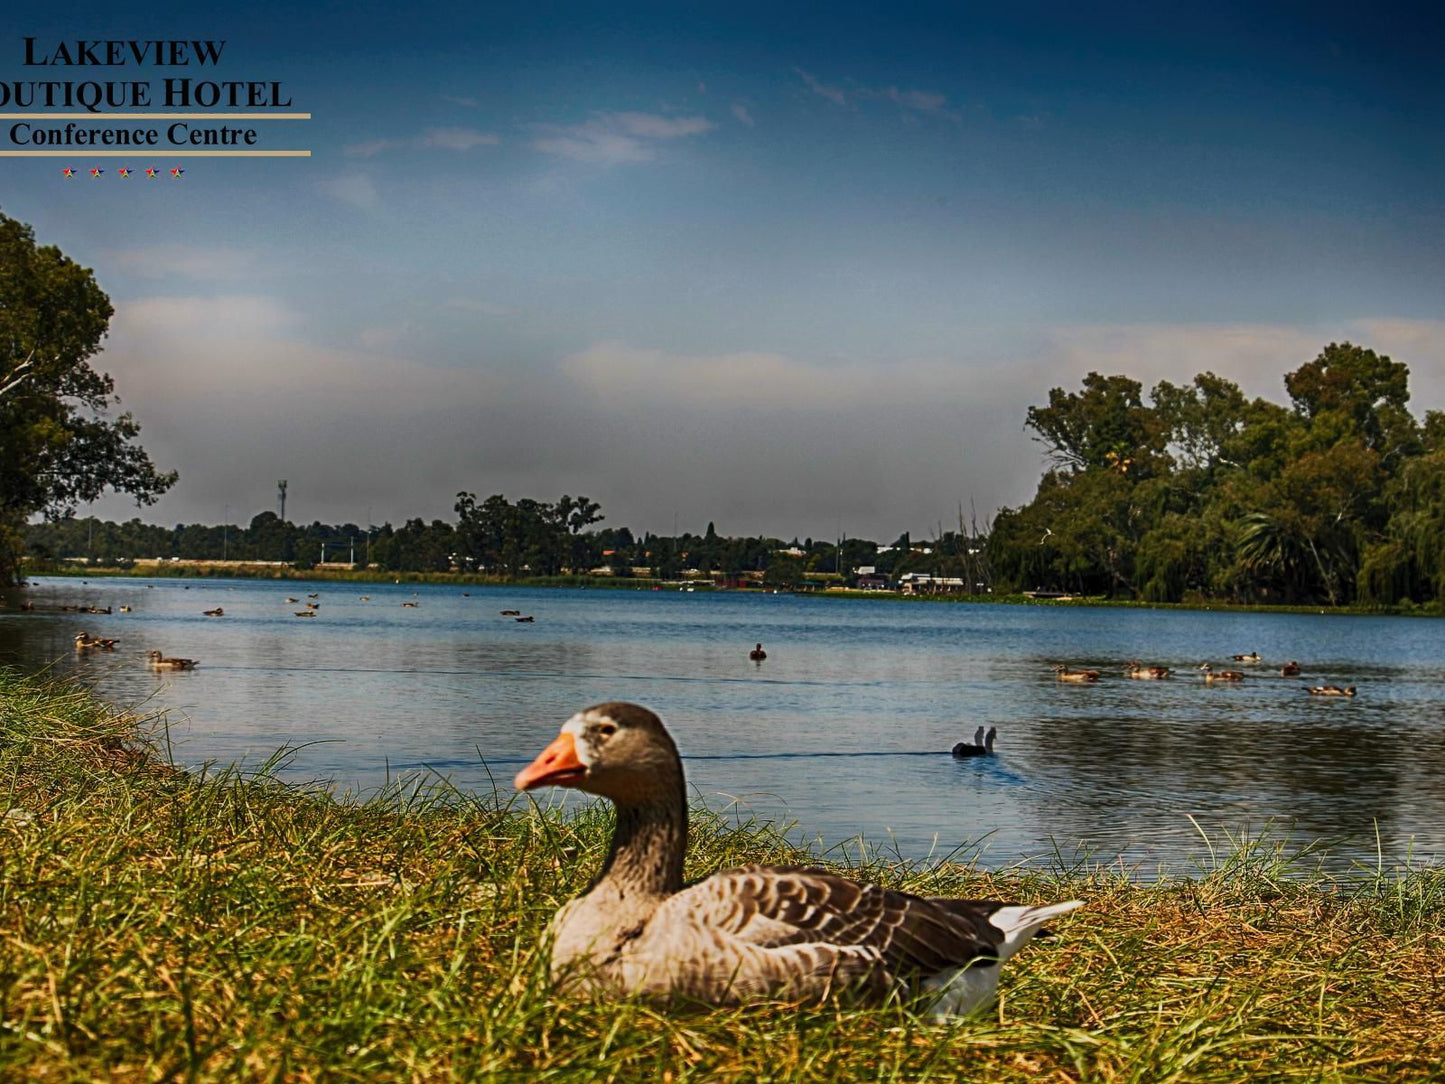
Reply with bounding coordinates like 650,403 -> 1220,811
146,650 -> 198,670
1231,652 -> 1261,663
203,607 -> 224,617
74,632 -> 119,650
516,703 -> 1081,1017
952,726 -> 996,757
749,643 -> 767,661
515,615 -> 535,622
1052,665 -> 1100,683
1279,661 -> 1301,677
1124,661 -> 1172,679
1307,685 -> 1356,697
501,609 -> 521,616
1198,664 -> 1244,682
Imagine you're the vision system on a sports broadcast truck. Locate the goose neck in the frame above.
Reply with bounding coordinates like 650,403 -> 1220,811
598,787 -> 687,898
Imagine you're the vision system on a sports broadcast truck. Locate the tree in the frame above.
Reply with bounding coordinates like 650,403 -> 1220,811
1,212 -> 175,581
1285,342 -> 1418,460
1025,372 -> 1166,476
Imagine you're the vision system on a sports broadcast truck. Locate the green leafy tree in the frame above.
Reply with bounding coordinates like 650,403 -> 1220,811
1285,342 -> 1416,458
1,212 -> 175,581
1025,372 -> 1166,477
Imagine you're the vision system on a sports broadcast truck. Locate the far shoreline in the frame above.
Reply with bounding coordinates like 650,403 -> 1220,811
13,560 -> 1442,618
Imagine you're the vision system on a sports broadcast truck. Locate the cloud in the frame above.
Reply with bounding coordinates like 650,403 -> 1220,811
345,127 -> 499,156
530,111 -> 713,164
104,245 -> 260,280
441,94 -> 481,109
416,127 -> 500,151
344,138 -> 403,157
440,298 -> 511,316
794,68 -> 959,120
730,102 -> 754,127
562,342 -> 1000,412
878,86 -> 959,120
317,173 -> 381,209
794,67 -> 846,105
881,87 -> 947,113
84,310 -> 1445,546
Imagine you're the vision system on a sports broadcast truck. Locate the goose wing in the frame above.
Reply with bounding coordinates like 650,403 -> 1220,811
652,865 -> 1013,993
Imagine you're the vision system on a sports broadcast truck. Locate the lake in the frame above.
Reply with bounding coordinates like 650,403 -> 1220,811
5,576 -> 1443,877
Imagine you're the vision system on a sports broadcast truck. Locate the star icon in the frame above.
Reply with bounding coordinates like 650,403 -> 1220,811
61,167 -> 76,178
170,167 -> 185,178
89,167 -> 104,178
144,167 -> 158,178
118,167 -> 132,178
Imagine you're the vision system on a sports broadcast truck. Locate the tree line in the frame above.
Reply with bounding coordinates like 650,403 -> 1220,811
22,496 -> 995,588
987,344 -> 1444,607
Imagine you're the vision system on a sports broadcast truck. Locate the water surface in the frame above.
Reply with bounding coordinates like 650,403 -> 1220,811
6,577 -> 1442,875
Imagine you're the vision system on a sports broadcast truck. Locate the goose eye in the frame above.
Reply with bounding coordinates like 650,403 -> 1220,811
596,722 -> 617,737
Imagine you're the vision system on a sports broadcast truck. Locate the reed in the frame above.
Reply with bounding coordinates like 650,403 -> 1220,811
2,670 -> 1441,1081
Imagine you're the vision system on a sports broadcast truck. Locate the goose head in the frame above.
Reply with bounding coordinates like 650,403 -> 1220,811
515,702 -> 681,805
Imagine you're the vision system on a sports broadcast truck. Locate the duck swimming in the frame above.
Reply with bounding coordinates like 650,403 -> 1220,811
1053,665 -> 1100,682
952,726 -> 996,757
1125,661 -> 1172,679
1307,685 -> 1356,697
146,650 -> 198,670
749,643 -> 767,661
1280,661 -> 1301,677
1231,652 -> 1261,663
1198,664 -> 1244,682
516,703 -> 1080,1017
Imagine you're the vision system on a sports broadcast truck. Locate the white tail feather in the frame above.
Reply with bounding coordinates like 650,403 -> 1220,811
923,899 -> 1083,1020
987,900 -> 1084,962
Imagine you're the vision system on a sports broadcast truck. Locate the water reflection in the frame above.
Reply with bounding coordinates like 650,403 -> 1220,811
3,576 -> 1443,874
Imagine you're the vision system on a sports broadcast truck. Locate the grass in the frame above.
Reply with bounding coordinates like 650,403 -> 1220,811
2,672 -> 1443,1081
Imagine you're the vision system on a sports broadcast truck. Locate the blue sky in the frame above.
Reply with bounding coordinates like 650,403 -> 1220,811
3,2 -> 1442,538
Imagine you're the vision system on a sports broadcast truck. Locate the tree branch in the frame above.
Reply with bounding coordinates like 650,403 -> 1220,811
0,348 -> 38,399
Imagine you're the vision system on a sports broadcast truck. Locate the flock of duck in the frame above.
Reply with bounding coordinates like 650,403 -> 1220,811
1053,655 -> 1357,696
70,589 -> 548,675
73,632 -> 197,671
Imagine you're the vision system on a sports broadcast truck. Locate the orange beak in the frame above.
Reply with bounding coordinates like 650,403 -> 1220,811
515,731 -> 587,791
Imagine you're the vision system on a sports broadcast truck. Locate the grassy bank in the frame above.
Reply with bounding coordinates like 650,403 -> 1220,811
2,674 -> 1442,1081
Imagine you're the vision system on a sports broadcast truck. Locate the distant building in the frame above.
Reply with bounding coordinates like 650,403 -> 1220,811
898,572 -> 967,595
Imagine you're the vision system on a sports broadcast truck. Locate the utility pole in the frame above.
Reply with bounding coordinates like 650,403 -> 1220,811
277,480 -> 289,564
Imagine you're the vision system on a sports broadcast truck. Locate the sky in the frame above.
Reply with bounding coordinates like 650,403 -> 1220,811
3,2 -> 1442,541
